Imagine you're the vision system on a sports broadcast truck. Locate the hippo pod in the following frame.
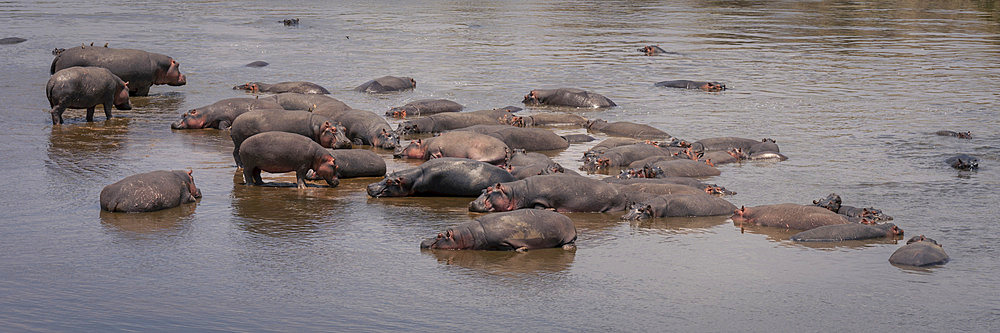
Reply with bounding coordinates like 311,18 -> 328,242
394,131 -> 510,166
171,97 -> 283,130
234,81 -> 330,94
420,209 -> 577,251
452,125 -> 569,151
100,170 -> 201,213
654,80 -> 726,92
889,236 -> 949,267
622,193 -> 737,220
354,76 -> 416,93
731,204 -> 851,230
469,174 -> 626,213
46,67 -> 132,124
230,110 -> 351,167
366,158 -> 515,197
395,107 -> 521,135
791,223 -> 903,242
386,99 -> 463,118
50,46 -> 186,96
946,154 -> 978,170
586,120 -> 671,140
522,88 -> 616,108
238,131 -> 339,189
935,130 -> 971,139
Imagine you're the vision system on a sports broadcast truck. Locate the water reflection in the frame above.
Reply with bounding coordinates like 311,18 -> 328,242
46,119 -> 130,181
423,247 -> 575,275
99,202 -> 196,234
230,180 -> 343,237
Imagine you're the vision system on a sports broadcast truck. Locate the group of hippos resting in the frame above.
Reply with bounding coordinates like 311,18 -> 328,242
42,43 -> 953,267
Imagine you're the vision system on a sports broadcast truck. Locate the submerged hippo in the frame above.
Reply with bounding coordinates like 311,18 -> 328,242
791,223 -> 903,242
50,46 -> 186,96
46,67 -> 132,124
234,81 -> 330,94
946,154 -> 978,170
586,119 -> 672,140
366,158 -> 515,197
100,170 -> 201,212
171,97 -> 283,129
0,37 -> 27,44
622,193 -> 736,220
888,236 -> 949,267
229,110 -> 351,167
935,130 -> 971,139
394,132 -> 509,165
267,93 -> 351,114
420,209 -> 577,251
469,174 -> 626,213
386,99 -> 463,118
238,131 -> 339,189
522,88 -> 616,108
638,45 -> 674,55
354,76 -> 416,93
244,61 -> 269,67
453,125 -> 569,151
731,204 -> 850,230
501,112 -> 589,127
654,80 -> 726,92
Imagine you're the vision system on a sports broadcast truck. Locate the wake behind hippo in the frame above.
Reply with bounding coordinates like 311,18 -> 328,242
420,209 -> 577,251
366,158 -> 515,197
469,174 -> 626,213
100,170 -> 201,213
50,45 -> 186,96
522,88 -> 616,108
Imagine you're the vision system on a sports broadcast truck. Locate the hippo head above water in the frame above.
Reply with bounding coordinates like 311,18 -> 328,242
698,82 -> 726,92
373,128 -> 399,149
468,183 -> 517,213
622,201 -> 654,220
366,176 -> 409,198
812,193 -> 843,213
393,139 -> 425,159
170,109 -> 209,129
155,59 -> 186,86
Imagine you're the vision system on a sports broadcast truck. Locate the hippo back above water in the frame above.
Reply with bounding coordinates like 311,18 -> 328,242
420,209 -> 577,251
100,170 -> 201,213
367,158 -> 516,197
522,88 -> 616,108
51,46 -> 186,96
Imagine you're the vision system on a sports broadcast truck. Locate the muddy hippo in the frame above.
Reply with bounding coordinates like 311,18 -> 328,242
394,132 -> 509,165
946,154 -> 978,170
420,209 -> 577,251
622,193 -> 736,220
731,204 -> 850,230
654,80 -> 726,92
100,170 -> 201,212
586,119 -> 672,140
453,125 -> 569,151
245,61 -> 269,67
936,130 -> 971,139
501,113 -> 589,127
329,109 -> 399,149
234,81 -> 330,94
171,97 -> 283,129
354,76 -> 416,93
603,176 -> 735,196
396,109 -> 517,135
230,110 -> 351,166
50,46 -> 186,96
888,236 -> 949,267
386,99 -> 463,118
238,131 -> 339,189
522,88 -> 616,108
46,67 -> 132,124
267,93 -> 351,114
469,174 -> 626,213
811,193 -> 893,223
366,158 -> 515,197
0,37 -> 27,44
791,223 -> 902,242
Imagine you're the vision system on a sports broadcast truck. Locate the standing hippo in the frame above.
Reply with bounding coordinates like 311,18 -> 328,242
453,125 -> 569,151
267,93 -> 351,114
46,67 -> 132,124
238,131 -> 339,189
100,170 -> 201,212
354,76 -> 416,93
586,119 -> 672,140
394,132 -> 510,165
329,109 -> 399,149
791,223 -> 903,242
501,112 -> 589,127
731,204 -> 850,230
621,193 -> 736,220
229,110 -> 351,167
946,154 -> 978,170
50,46 -> 186,96
421,209 -> 577,251
170,97 -> 283,129
935,130 -> 971,139
386,99 -> 463,118
888,236 -> 949,267
522,88 -> 616,108
367,158 -> 515,197
469,174 -> 626,213
233,81 -> 330,94
654,80 -> 726,92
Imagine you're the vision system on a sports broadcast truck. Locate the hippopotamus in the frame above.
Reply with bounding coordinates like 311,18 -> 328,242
603,176 -> 735,196
946,154 -> 978,170
654,80 -> 726,92
583,143 -> 678,171
386,99 -> 463,118
452,125 -> 569,151
233,81 -> 330,94
791,223 -> 903,242
621,193 -> 736,220
626,155 -> 681,169
731,204 -> 850,230
691,137 -> 762,152
394,132 -> 509,165
586,119 -> 672,140
0,37 -> 27,45
420,209 -> 577,251
522,88 -> 616,108
281,18 -> 299,26
327,149 -> 386,178
366,158 -> 515,197
395,108 -> 519,136
936,130 -> 971,139
888,236 -> 949,267
505,150 -> 573,179
229,110 -> 351,166
171,97 -> 283,130
100,170 -> 201,212
354,76 -> 416,93
266,93 -> 351,114
696,149 -> 746,166
561,134 -> 596,143
46,67 -> 132,124
612,182 -> 715,197
637,159 -> 721,178
500,112 -> 589,127
50,46 -> 186,96
238,131 -> 339,189
469,174 -> 626,213
811,193 -> 893,223
329,109 -> 399,149
638,45 -> 675,55
245,61 -> 269,68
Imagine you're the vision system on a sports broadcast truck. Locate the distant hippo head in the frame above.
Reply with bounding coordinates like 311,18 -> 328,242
812,193 -> 842,213
373,128 -> 399,149
638,45 -> 667,55
420,228 -> 473,250
468,183 -> 517,213
393,139 -> 425,159
704,184 -> 736,196
698,82 -> 726,92
318,122 -> 352,149
621,202 -> 654,220
114,81 -> 132,110
233,82 -> 260,93
615,165 -> 664,179
906,235 -> 939,246
947,154 -> 978,170
386,106 -> 410,119
500,114 -> 525,127
522,90 -> 545,105
170,109 -> 209,129
156,59 -> 186,86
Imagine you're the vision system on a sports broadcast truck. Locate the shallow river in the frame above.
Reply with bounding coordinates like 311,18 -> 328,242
1,0 -> 999,331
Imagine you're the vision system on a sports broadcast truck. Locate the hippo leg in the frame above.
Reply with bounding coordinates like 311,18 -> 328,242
103,102 -> 113,120
232,147 -> 243,168
295,170 -> 307,189
86,107 -> 95,122
243,167 -> 262,185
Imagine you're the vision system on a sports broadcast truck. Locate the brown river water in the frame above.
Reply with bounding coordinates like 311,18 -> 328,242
2,0 -> 999,331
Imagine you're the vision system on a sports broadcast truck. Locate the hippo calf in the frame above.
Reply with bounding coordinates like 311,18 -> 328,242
469,174 -> 626,213
622,193 -> 736,220
791,223 -> 903,242
394,132 -> 510,166
354,76 -> 416,93
889,236 -> 949,267
386,99 -> 463,118
171,97 -> 283,130
655,80 -> 726,92
420,209 -> 577,251
238,131 -> 339,189
946,154 -> 978,170
522,88 -> 616,108
100,170 -> 201,212
229,110 -> 351,167
51,46 -> 186,96
731,204 -> 850,230
367,158 -> 515,197
46,67 -> 132,124
936,130 -> 971,139
234,81 -> 330,94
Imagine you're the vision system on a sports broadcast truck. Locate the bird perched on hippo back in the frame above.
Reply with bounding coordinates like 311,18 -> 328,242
889,236 -> 949,267
522,88 -> 616,108
420,209 -> 577,252
50,45 -> 186,96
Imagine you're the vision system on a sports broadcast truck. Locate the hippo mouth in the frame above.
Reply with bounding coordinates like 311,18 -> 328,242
170,121 -> 186,129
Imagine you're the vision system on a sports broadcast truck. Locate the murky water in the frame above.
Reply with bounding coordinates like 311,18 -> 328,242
2,0 -> 999,330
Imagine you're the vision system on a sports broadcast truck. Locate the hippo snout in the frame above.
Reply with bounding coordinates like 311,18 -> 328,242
366,182 -> 385,197
468,197 -> 490,212
169,74 -> 187,86
170,121 -> 185,129
419,237 -> 436,249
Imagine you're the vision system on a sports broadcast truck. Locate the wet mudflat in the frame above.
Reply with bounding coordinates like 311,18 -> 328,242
1,0 -> 999,330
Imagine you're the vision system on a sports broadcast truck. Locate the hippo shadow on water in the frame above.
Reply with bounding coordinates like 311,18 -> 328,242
99,202 -> 197,234
422,247 -> 576,276
231,181 -> 346,237
732,220 -> 903,249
